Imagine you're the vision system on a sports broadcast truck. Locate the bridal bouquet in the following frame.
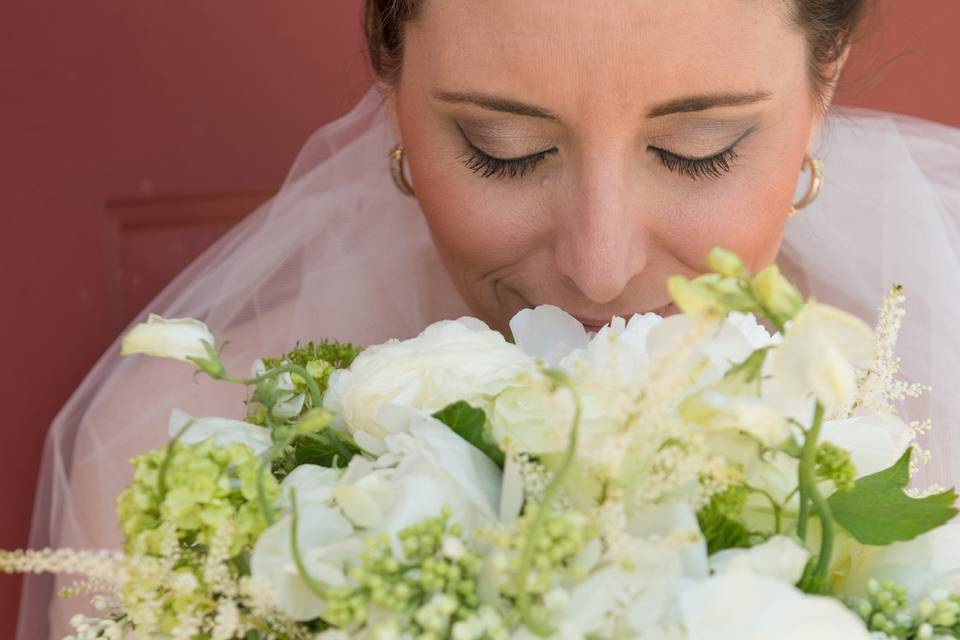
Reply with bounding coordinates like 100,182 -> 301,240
7,248 -> 960,640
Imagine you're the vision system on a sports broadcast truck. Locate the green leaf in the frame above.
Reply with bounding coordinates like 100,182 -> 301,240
828,447 -> 958,545
291,430 -> 360,469
697,506 -> 754,555
432,401 -> 505,467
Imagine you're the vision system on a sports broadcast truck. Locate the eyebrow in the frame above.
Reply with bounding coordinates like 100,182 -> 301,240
432,90 -> 559,120
432,89 -> 772,121
645,91 -> 773,118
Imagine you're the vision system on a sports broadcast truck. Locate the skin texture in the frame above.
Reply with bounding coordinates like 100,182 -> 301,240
384,0 -> 841,334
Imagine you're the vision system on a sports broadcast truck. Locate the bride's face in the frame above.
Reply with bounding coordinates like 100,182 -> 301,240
388,0 -> 824,334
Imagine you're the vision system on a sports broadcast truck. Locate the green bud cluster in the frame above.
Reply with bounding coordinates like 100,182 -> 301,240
116,439 -> 279,558
816,442 -> 858,493
261,340 -> 362,394
845,579 -> 960,639
487,506 -> 595,608
323,509 -> 504,639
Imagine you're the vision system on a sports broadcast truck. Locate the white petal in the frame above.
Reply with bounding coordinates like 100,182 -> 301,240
710,535 -> 810,584
168,408 -> 272,457
821,414 -> 913,478
509,305 -> 589,365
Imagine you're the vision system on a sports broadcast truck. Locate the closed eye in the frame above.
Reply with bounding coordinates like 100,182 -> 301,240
648,128 -> 753,181
461,143 -> 557,179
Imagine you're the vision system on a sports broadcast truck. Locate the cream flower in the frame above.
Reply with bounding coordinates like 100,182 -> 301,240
324,317 -> 533,437
120,313 -> 216,363
772,303 -> 874,412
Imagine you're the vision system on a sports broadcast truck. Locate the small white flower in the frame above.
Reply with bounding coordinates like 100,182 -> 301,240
120,313 -> 215,363
168,408 -> 272,457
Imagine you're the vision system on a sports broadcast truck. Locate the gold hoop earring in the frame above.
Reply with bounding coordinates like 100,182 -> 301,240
389,143 -> 415,197
789,155 -> 823,217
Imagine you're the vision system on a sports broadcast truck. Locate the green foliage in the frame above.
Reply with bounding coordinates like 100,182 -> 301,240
117,439 -> 279,558
697,488 -> 756,556
432,401 -> 505,467
261,340 -> 362,391
828,447 -> 958,545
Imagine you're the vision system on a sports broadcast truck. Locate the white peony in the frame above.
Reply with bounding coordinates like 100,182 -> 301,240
324,317 -> 533,437
167,408 -> 272,458
121,313 -> 216,363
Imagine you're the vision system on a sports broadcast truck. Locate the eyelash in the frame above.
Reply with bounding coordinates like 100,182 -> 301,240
650,145 -> 739,180
462,145 -> 558,179
461,140 -> 741,181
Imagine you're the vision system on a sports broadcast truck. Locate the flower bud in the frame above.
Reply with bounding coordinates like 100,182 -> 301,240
707,247 -> 750,280
750,265 -> 804,323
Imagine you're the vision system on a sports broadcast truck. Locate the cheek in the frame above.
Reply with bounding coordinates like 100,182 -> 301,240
404,130 -> 547,282
652,130 -> 810,273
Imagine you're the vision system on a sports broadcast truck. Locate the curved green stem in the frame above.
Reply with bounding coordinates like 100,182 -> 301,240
229,363 -> 324,409
516,371 -> 581,637
288,487 -> 327,599
257,428 -> 298,526
157,419 -> 195,496
796,402 -> 833,590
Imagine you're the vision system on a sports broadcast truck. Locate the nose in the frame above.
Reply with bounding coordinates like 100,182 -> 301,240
553,157 -> 648,305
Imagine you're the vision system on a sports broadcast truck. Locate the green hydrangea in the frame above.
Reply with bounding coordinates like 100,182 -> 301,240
322,509 -> 508,639
845,579 -> 960,639
117,439 -> 279,558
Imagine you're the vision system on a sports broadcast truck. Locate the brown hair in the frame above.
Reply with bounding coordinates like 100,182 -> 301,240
363,0 -> 869,110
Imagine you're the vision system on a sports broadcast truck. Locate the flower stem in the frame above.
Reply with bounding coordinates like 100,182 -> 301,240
516,371 -> 581,637
796,402 -> 834,591
288,486 -> 327,599
229,363 -> 325,409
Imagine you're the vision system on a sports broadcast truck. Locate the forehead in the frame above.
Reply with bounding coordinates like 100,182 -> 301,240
405,0 -> 806,121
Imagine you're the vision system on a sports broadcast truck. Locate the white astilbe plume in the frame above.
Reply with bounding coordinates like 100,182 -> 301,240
854,285 -> 931,414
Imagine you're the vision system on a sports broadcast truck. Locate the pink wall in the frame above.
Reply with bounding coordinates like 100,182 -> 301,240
1,1 -> 957,637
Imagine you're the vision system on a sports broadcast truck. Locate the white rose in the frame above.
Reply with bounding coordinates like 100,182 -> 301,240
324,317 -> 533,437
168,408 -> 272,458
680,573 -> 870,639
121,313 -> 215,363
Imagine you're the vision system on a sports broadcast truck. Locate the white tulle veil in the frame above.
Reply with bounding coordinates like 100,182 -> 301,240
17,84 -> 960,638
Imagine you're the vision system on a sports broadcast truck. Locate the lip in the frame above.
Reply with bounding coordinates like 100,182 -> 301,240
571,302 -> 678,332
